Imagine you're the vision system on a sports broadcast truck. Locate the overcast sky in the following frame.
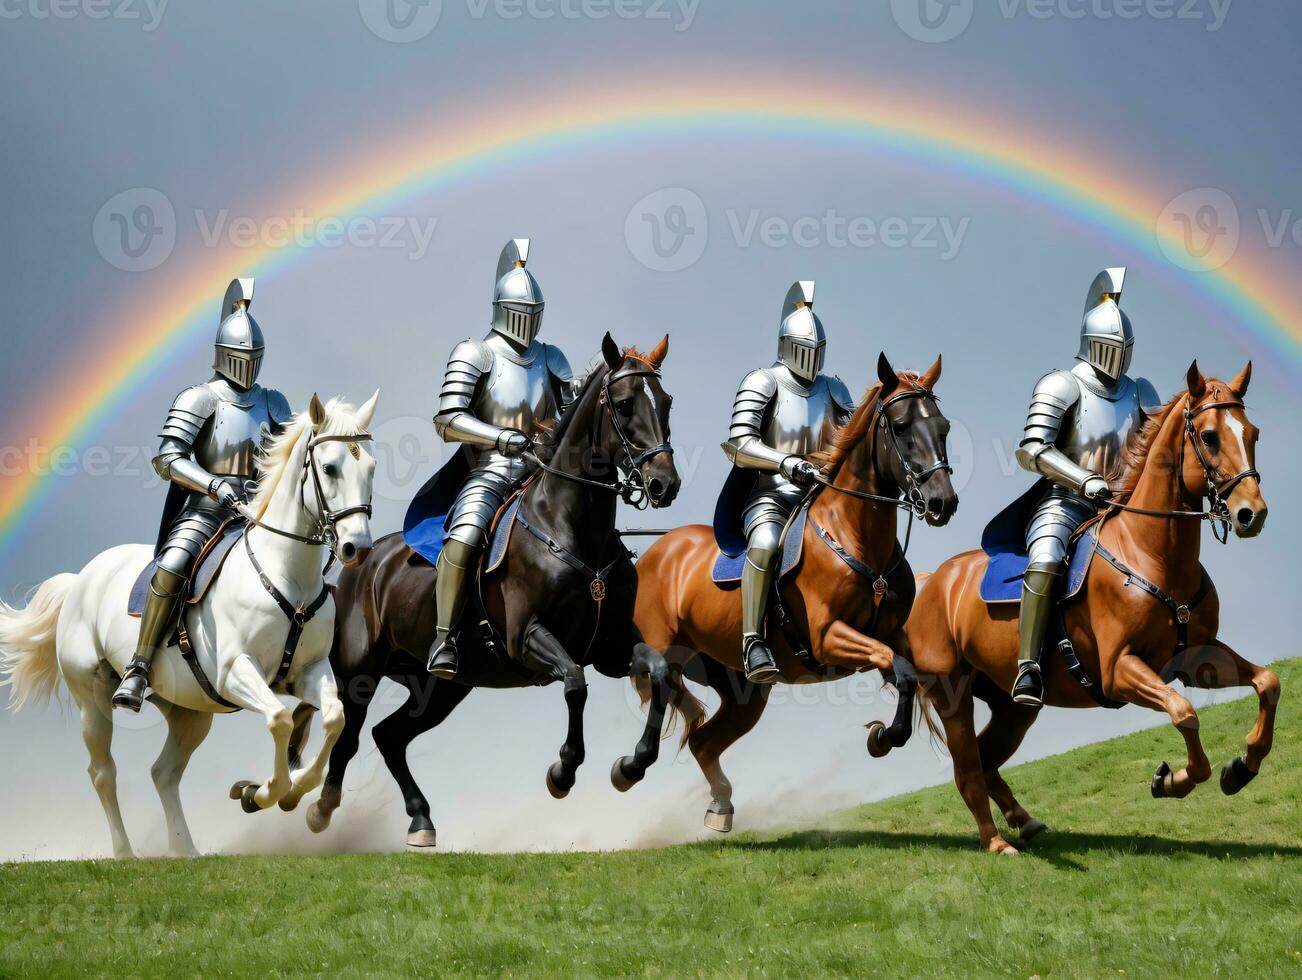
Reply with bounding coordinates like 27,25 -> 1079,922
1,0 -> 1298,859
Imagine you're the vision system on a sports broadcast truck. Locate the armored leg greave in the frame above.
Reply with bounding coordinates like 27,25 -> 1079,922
112,566 -> 186,712
1013,564 -> 1061,708
740,539 -> 780,685
428,539 -> 478,678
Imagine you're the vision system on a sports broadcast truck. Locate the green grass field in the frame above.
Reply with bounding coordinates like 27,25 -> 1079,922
3,660 -> 1297,978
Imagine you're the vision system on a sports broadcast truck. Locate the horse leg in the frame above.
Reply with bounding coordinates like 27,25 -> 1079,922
68,668 -> 133,859
151,701 -> 213,857
1105,651 -> 1211,799
278,657 -> 345,813
520,619 -> 588,799
936,674 -> 1018,855
688,658 -> 770,832
219,653 -> 295,812
611,642 -> 669,792
1171,641 -> 1280,795
307,668 -> 377,834
865,626 -> 918,758
974,692 -> 1047,844
373,673 -> 473,847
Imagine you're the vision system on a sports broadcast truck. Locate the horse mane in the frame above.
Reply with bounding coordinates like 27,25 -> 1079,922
535,361 -> 610,463
810,375 -> 935,477
1105,391 -> 1188,494
249,397 -> 368,519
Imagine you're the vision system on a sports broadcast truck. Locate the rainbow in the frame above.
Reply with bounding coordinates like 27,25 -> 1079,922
2,73 -> 1298,559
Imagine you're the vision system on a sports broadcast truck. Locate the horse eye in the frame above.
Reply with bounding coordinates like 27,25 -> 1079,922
1200,430 -> 1219,451
617,398 -> 636,417
323,463 -> 340,479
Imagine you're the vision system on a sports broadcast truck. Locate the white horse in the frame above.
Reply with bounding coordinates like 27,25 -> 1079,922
0,392 -> 378,858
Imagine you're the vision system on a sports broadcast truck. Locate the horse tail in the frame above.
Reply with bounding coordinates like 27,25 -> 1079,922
633,668 -> 706,750
0,573 -> 75,711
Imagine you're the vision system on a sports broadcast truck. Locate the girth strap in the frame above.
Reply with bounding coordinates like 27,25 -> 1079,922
243,532 -> 331,687
1094,540 -> 1213,653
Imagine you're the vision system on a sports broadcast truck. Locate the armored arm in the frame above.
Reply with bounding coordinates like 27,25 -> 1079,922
721,369 -> 790,472
152,386 -> 222,496
1014,370 -> 1105,494
432,338 -> 524,453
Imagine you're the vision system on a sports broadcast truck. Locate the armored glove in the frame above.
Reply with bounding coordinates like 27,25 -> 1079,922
498,430 -> 531,458
781,456 -> 819,487
211,481 -> 242,509
1082,475 -> 1113,501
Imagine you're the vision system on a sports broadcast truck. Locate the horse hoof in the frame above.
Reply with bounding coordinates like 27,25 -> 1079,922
230,781 -> 261,814
546,762 -> 573,800
406,828 -> 438,848
704,801 -> 734,833
306,802 -> 332,834
1219,757 -> 1257,796
1151,761 -> 1175,799
610,756 -> 642,793
865,721 -> 891,759
278,794 -> 301,813
1018,818 -> 1050,845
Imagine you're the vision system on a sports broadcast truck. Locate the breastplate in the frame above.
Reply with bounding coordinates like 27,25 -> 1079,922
194,386 -> 274,477
473,341 -> 557,434
1057,372 -> 1144,476
761,373 -> 838,457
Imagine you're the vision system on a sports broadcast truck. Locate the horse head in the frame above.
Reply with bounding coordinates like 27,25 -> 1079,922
871,352 -> 958,527
303,390 -> 379,566
1183,360 -> 1266,538
596,332 -> 680,508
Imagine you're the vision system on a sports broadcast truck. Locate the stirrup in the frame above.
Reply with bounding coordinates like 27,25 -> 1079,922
742,636 -> 779,685
427,632 -> 459,679
112,660 -> 151,712
1011,660 -> 1044,708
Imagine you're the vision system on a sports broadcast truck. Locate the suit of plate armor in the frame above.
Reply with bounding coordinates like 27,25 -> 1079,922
722,281 -> 854,682
1010,268 -> 1162,706
114,279 -> 292,711
426,240 -> 576,679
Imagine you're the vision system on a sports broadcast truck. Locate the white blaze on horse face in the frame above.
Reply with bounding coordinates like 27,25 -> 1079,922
1225,412 -> 1251,473
324,437 -> 376,561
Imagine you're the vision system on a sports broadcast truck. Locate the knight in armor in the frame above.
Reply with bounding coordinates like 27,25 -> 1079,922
425,239 -> 576,679
113,279 -> 292,711
719,281 -> 855,683
1011,267 -> 1162,707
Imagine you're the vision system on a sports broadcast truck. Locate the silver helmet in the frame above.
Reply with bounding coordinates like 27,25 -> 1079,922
214,277 -> 264,389
490,238 -> 544,348
1076,267 -> 1133,383
777,280 -> 826,383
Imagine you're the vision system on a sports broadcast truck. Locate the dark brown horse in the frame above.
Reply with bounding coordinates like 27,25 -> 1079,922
632,354 -> 958,832
906,361 -> 1277,854
296,334 -> 680,846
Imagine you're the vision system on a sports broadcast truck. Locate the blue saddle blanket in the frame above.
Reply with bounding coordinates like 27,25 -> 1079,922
711,501 -> 809,588
979,524 -> 1098,604
128,520 -> 246,616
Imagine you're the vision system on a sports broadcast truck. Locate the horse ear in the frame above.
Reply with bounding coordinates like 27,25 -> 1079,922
877,352 -> 899,396
356,389 -> 380,431
1229,361 -> 1252,399
648,334 -> 669,368
601,332 -> 623,371
918,354 -> 942,390
1186,360 -> 1207,400
309,393 -> 326,428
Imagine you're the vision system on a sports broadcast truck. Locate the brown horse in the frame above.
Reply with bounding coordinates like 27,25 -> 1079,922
633,354 -> 958,831
906,360 -> 1278,854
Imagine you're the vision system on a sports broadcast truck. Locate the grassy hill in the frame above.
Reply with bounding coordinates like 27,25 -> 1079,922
3,660 -> 1297,978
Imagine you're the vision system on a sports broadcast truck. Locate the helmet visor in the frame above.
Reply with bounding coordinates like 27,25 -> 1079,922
216,346 -> 264,389
780,338 -> 826,382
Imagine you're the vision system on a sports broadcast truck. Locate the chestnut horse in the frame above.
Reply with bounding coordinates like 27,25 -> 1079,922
633,354 -> 958,832
906,361 -> 1277,854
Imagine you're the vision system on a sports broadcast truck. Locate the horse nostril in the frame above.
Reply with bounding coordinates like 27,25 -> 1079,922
1236,507 -> 1256,528
928,496 -> 945,514
340,542 -> 357,562
648,477 -> 666,500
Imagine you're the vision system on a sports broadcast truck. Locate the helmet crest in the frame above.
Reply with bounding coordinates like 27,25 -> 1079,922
1076,267 -> 1133,383
491,238 -> 545,348
214,277 -> 264,390
777,280 -> 826,383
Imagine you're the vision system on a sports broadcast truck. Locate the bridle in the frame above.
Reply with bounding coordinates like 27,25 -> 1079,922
1102,394 -> 1258,544
526,361 -> 674,510
239,430 -> 375,561
813,384 -> 953,521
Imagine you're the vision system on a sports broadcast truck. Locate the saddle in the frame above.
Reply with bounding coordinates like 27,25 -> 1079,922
711,500 -> 810,588
977,523 -> 1098,606
128,518 -> 246,616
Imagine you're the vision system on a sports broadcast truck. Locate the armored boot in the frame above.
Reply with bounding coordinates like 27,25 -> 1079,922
427,539 -> 478,679
112,566 -> 186,712
1012,565 -> 1061,708
740,551 -> 780,685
